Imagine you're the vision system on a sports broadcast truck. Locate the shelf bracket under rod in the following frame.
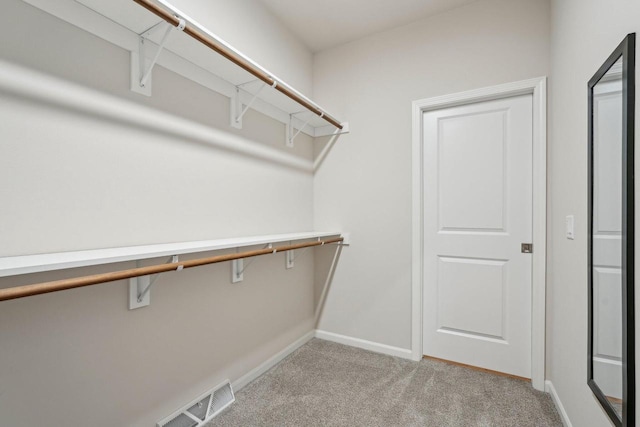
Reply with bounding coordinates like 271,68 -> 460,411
231,79 -> 278,129
234,82 -> 270,123
232,244 -> 275,283
129,255 -> 180,309
139,17 -> 186,88
287,236 -> 339,269
288,112 -> 319,147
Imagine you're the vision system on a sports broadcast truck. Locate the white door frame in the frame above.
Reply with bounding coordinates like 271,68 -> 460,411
411,77 -> 547,391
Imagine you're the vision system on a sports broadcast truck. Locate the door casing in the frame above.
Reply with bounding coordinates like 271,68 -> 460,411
411,77 -> 547,391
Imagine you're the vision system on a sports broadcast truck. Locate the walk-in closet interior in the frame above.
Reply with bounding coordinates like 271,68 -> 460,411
1,0 -> 640,426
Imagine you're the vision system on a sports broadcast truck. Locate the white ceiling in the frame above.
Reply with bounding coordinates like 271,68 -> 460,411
258,0 -> 481,52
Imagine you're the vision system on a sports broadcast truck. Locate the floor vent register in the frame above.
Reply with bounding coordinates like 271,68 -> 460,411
157,380 -> 235,427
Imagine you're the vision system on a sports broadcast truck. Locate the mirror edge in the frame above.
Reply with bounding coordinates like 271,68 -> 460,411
587,32 -> 635,427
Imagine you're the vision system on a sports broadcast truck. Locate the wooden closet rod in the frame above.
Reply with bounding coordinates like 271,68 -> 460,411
132,0 -> 343,130
0,237 -> 343,302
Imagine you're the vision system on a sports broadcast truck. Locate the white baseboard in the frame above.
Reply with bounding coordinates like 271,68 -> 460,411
232,330 -> 315,391
315,329 -> 413,359
545,380 -> 573,427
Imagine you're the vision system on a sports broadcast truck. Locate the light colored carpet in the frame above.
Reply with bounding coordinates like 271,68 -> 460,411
209,339 -> 562,426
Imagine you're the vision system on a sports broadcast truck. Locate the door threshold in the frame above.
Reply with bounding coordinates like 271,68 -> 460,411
423,355 -> 531,382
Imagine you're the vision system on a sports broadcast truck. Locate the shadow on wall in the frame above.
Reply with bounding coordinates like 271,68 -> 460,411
314,132 -> 345,171
314,243 -> 343,327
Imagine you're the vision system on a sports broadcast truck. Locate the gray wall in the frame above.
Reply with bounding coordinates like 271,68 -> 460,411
0,1 -> 321,425
312,0 -> 551,350
548,0 -> 640,425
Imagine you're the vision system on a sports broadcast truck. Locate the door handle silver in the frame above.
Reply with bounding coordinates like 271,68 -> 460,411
521,243 -> 533,253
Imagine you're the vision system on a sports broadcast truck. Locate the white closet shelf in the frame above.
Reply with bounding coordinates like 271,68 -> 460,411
0,232 -> 341,278
21,0 -> 348,139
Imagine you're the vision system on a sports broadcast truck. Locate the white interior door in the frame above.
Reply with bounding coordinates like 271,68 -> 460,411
422,94 -> 533,378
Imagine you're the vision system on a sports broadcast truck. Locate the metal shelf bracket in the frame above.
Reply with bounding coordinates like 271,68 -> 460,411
285,250 -> 294,269
285,239 -> 320,269
287,112 -> 318,147
231,244 -> 275,282
130,17 -> 186,96
230,80 -> 276,129
129,255 -> 180,309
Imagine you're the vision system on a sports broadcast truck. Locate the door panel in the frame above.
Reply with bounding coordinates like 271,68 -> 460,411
437,256 -> 506,340
438,110 -> 507,232
423,94 -> 533,378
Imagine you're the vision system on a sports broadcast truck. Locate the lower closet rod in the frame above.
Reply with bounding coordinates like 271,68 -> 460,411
0,236 -> 343,302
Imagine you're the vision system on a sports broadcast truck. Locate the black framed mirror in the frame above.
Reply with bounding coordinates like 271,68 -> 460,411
588,33 -> 635,427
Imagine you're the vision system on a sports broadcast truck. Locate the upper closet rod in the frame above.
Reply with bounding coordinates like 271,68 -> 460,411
0,237 -> 343,302
132,0 -> 343,130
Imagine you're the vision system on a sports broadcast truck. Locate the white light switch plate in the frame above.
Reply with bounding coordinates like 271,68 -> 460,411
566,215 -> 575,240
